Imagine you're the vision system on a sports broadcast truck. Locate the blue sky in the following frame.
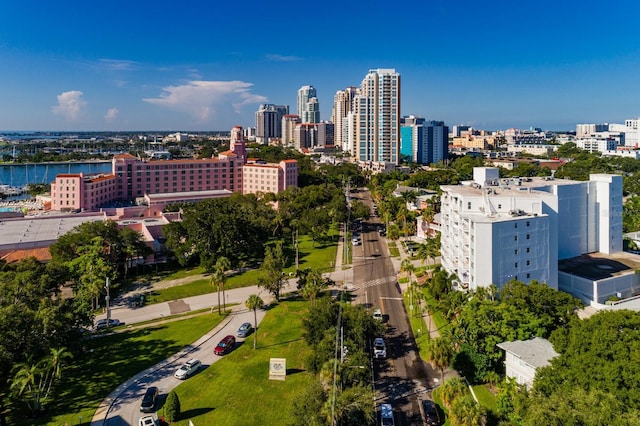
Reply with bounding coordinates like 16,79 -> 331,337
1,0 -> 639,132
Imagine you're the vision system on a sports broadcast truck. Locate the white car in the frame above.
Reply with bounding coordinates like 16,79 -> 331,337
374,337 -> 387,359
373,308 -> 383,321
174,358 -> 202,380
352,237 -> 361,246
94,318 -> 123,330
139,415 -> 156,426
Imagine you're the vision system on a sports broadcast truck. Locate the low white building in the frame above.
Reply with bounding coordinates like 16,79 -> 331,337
497,337 -> 558,388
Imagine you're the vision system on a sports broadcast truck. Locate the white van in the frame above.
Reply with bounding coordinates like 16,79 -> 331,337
380,403 -> 394,426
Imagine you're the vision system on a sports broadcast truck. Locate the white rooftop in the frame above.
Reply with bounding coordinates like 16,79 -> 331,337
0,213 -> 106,250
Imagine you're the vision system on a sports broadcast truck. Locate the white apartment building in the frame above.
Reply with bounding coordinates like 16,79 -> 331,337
575,137 -> 617,153
440,167 -> 622,291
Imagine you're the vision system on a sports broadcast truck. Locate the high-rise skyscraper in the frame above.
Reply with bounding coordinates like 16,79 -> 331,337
332,86 -> 358,153
297,85 -> 320,123
255,104 -> 289,144
353,68 -> 401,163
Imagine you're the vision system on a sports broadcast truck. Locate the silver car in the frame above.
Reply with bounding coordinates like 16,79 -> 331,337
174,358 -> 202,380
236,322 -> 254,337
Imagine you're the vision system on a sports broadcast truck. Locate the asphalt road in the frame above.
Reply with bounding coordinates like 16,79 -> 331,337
351,189 -> 435,426
102,307 -> 265,426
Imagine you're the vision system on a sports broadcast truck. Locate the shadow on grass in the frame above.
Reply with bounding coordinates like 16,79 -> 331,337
180,407 -> 216,419
286,368 -> 305,375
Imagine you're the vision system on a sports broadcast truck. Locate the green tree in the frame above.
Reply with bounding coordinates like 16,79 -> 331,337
449,394 -> 487,426
245,294 -> 264,350
10,347 -> 71,415
299,269 -> 327,307
165,390 -> 181,422
210,256 -> 231,314
439,377 -> 469,409
289,380 -> 326,426
258,242 -> 286,302
428,336 -> 453,383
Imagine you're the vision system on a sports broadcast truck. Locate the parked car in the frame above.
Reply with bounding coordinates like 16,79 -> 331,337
352,237 -> 361,246
380,403 -> 395,426
174,358 -> 202,380
374,337 -> 387,359
214,335 -> 236,355
139,386 -> 158,413
373,308 -> 383,321
95,318 -> 123,330
139,415 -> 156,426
421,399 -> 441,425
236,322 -> 254,338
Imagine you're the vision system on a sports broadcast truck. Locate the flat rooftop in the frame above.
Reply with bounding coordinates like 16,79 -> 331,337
558,252 -> 640,280
0,213 -> 106,250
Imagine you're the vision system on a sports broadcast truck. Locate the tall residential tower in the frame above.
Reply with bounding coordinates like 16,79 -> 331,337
353,68 -> 401,164
297,85 -> 320,123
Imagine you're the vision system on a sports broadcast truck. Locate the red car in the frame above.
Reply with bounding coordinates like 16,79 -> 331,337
214,335 -> 236,355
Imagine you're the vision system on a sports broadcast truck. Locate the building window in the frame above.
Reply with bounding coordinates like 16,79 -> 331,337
467,202 -> 471,209
526,247 -> 530,253
526,260 -> 530,266
526,234 -> 530,240
526,273 -> 531,279
515,262 -> 518,268
526,221 -> 530,227
515,249 -> 518,255
515,236 -> 518,241
515,223 -> 518,228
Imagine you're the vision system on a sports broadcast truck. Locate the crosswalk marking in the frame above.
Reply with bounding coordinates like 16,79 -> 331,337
352,275 -> 397,290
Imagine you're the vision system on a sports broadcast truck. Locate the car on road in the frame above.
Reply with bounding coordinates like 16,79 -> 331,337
352,237 -> 361,246
95,318 -> 123,330
139,415 -> 156,426
139,386 -> 158,413
373,308 -> 383,321
380,403 -> 395,426
214,335 -> 236,355
174,358 -> 202,380
373,337 -> 387,359
236,322 -> 254,338
421,399 -> 441,425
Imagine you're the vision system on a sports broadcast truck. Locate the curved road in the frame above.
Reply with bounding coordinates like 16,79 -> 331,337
100,307 -> 265,425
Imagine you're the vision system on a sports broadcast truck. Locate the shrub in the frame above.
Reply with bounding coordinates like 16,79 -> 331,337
165,390 -> 181,422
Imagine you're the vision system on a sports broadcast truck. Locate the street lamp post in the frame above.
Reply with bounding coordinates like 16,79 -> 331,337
105,277 -> 111,328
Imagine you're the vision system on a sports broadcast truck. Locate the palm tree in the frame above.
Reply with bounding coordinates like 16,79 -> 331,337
439,377 -> 468,409
245,294 -> 264,350
301,269 -> 325,307
428,336 -> 453,383
210,270 -> 225,315
215,256 -> 231,311
450,394 -> 487,426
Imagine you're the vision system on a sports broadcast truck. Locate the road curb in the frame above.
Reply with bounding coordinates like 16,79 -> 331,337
90,307 -> 241,425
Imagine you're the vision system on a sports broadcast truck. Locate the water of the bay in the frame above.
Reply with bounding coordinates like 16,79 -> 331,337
0,162 -> 113,187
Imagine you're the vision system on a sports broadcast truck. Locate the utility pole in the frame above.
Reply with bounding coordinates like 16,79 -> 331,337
295,228 -> 299,272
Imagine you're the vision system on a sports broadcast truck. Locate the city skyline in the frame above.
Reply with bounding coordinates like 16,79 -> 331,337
1,1 -> 639,132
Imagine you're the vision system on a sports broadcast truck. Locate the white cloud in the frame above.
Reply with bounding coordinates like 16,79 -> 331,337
51,91 -> 87,121
143,80 -> 267,121
104,107 -> 119,122
266,53 -> 302,62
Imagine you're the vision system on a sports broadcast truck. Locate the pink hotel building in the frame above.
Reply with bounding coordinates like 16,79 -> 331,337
50,126 -> 298,213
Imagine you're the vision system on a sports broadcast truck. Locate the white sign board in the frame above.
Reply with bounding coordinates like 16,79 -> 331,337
269,357 -> 286,381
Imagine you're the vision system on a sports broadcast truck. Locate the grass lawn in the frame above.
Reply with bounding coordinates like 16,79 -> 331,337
472,384 -> 497,413
146,236 -> 337,305
388,242 -> 400,257
169,299 -> 314,425
421,289 -> 449,332
402,293 -> 431,358
13,313 -> 227,426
